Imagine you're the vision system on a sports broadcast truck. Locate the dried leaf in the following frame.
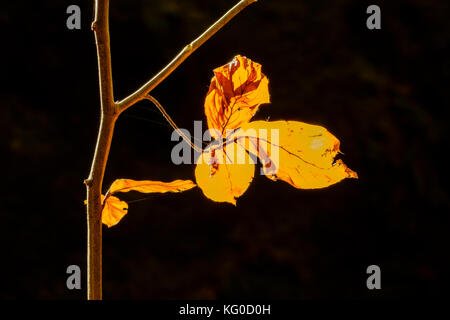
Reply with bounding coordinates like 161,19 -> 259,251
102,179 -> 195,226
110,179 -> 196,194
102,195 -> 128,228
204,55 -> 270,138
195,141 -> 255,205
233,120 -> 358,189
84,179 -> 196,228
85,195 -> 128,228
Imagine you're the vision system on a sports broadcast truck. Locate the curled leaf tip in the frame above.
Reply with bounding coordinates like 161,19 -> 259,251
345,167 -> 358,179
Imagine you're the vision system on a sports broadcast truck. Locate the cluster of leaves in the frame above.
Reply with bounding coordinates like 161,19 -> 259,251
196,55 -> 357,204
94,55 -> 357,227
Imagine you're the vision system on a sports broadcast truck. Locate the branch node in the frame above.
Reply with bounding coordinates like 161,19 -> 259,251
91,21 -> 97,31
84,178 -> 93,186
184,43 -> 193,53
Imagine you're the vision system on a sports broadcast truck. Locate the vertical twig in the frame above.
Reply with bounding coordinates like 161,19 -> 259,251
85,0 -> 116,300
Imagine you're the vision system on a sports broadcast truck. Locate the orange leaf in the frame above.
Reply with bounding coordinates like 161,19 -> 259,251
232,120 -> 358,189
109,179 -> 196,195
204,55 -> 270,139
84,195 -> 128,227
101,195 -> 128,228
195,141 -> 255,205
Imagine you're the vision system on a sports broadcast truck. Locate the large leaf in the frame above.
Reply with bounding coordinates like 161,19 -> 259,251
233,120 -> 358,189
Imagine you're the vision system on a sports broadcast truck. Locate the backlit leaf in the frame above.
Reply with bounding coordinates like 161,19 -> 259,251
204,55 -> 270,138
110,179 -> 196,194
102,195 -> 128,228
195,141 -> 255,205
233,120 -> 358,189
84,179 -> 196,228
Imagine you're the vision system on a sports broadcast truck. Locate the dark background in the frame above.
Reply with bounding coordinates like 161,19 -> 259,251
1,0 -> 449,299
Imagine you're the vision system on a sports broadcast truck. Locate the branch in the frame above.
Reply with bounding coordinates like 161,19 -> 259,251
86,0 -> 116,300
116,0 -> 258,114
91,0 -> 115,115
144,95 -> 203,153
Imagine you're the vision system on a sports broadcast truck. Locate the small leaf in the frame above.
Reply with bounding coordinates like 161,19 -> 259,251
102,179 -> 196,226
102,195 -> 128,228
84,179 -> 196,228
204,55 -> 270,138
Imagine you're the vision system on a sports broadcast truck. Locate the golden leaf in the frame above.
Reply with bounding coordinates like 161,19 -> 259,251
85,179 -> 196,227
195,141 -> 255,205
101,195 -> 128,228
110,179 -> 196,194
204,55 -> 270,138
233,120 -> 358,189
197,56 -> 357,204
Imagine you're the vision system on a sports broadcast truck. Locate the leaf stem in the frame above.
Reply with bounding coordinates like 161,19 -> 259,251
144,95 -> 203,153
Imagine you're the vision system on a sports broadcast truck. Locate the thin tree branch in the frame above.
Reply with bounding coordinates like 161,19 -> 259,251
91,0 -> 115,115
144,95 -> 203,153
116,0 -> 258,114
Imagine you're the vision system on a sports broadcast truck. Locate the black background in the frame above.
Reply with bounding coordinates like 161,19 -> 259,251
1,0 -> 449,299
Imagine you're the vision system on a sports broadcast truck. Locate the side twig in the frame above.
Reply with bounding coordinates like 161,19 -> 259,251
116,0 -> 257,114
144,95 -> 203,153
